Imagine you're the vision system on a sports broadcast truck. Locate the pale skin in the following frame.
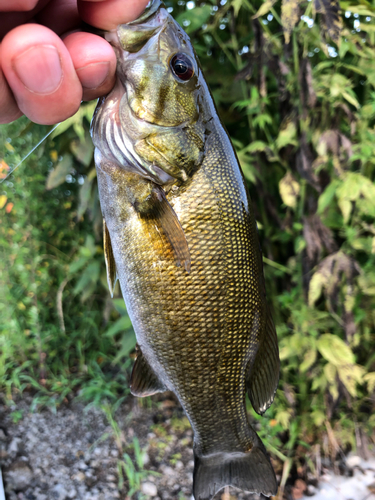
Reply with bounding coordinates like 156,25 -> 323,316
0,0 -> 149,125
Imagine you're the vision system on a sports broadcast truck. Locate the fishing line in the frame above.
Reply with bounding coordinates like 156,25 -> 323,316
1,122 -> 61,183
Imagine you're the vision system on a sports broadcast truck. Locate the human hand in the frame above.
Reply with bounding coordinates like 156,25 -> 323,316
0,0 -> 149,125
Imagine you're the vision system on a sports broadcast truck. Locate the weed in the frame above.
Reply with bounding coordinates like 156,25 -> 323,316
117,437 -> 160,498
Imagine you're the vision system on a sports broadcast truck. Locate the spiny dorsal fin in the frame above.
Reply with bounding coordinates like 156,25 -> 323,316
246,306 -> 279,415
103,219 -> 118,298
130,344 -> 166,397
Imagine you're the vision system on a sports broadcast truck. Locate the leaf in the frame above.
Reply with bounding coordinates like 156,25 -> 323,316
317,333 -> 355,366
337,364 -> 364,397
112,299 -> 128,316
318,180 -> 340,213
281,0 -> 302,45
276,121 -> 297,150
279,172 -> 300,209
364,372 -> 375,393
74,261 -> 100,296
51,103 -> 96,140
342,91 -> 359,109
232,0 -> 243,17
77,170 -> 96,220
253,0 -> 278,19
300,348 -> 317,372
70,135 -> 94,167
105,316 -> 133,338
314,0 -> 342,43
308,270 -> 326,306
176,5 -> 211,33
0,195 -> 7,209
253,113 -> 273,129
245,140 -> 269,153
45,155 -> 73,190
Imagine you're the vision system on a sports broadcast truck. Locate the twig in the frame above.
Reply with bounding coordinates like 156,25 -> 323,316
56,277 -> 70,333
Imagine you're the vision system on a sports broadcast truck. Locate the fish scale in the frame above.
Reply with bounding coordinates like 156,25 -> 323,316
92,1 -> 279,498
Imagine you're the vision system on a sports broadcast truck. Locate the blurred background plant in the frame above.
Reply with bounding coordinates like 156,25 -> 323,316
1,0 -> 375,493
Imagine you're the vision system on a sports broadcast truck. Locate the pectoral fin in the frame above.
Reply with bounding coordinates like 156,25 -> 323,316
246,307 -> 279,415
130,180 -> 191,273
130,344 -> 166,397
103,219 -> 118,298
151,187 -> 191,273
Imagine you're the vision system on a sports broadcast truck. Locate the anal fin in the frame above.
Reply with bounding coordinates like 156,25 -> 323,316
103,219 -> 118,298
246,305 -> 280,415
130,344 -> 166,397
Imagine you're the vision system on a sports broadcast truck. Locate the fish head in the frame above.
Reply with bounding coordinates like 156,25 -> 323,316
115,4 -> 199,128
92,0 -> 209,185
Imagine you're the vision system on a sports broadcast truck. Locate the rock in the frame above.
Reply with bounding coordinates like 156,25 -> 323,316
346,455 -> 361,468
71,472 -> 85,482
35,494 -> 48,500
67,488 -> 77,499
8,437 -> 22,455
175,460 -> 184,470
141,481 -> 158,497
5,461 -> 33,491
51,484 -> 69,500
77,460 -> 88,470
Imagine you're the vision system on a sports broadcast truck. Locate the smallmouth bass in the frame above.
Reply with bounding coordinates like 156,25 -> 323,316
91,2 -> 280,498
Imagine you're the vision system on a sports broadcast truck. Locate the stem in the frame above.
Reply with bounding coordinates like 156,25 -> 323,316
263,256 -> 292,274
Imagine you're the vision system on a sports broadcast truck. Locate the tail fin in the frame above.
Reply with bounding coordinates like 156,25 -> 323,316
193,445 -> 277,500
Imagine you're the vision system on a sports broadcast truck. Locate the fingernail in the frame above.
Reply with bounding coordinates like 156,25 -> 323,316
13,45 -> 63,94
76,62 -> 110,90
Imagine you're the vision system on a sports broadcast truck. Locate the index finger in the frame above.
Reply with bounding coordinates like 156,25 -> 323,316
78,0 -> 150,30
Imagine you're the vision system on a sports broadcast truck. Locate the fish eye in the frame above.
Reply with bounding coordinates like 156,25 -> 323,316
170,53 -> 194,82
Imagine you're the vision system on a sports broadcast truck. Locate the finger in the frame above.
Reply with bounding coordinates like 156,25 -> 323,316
0,24 -> 82,125
1,0 -> 40,12
0,0 -> 49,39
0,59 -> 22,124
77,0 -> 150,30
35,0 -> 81,36
63,31 -> 116,101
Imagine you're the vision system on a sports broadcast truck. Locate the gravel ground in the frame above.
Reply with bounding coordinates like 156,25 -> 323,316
2,392 -> 374,500
0,393 -> 266,500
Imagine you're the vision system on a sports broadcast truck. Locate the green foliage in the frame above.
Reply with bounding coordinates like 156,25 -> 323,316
2,0 -> 375,489
117,437 -> 160,498
0,111 -> 133,407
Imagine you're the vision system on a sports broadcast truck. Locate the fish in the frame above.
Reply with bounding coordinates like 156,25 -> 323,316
90,1 -> 280,498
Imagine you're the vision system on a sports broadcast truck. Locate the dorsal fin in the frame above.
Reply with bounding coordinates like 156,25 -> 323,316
246,306 -> 279,415
103,219 -> 118,297
130,344 -> 166,397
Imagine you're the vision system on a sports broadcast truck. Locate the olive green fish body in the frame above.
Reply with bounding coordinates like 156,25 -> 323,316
92,3 -> 279,498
